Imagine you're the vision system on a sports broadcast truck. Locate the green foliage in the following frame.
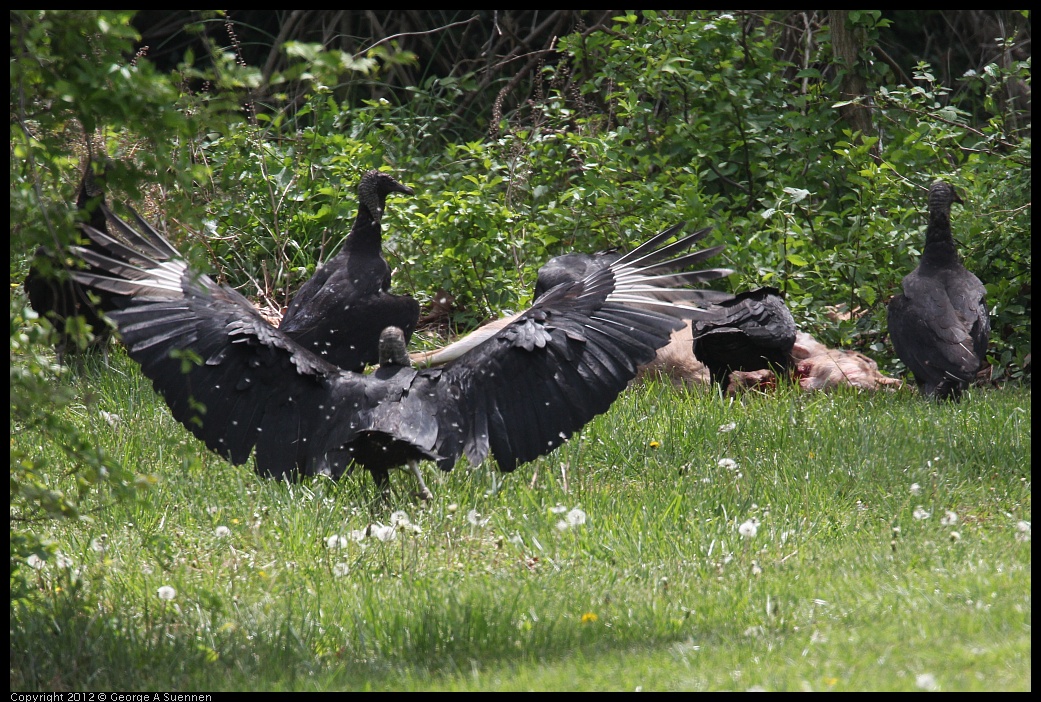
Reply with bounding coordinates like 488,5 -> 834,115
10,9 -> 257,579
9,301 -> 154,599
19,11 -> 1026,365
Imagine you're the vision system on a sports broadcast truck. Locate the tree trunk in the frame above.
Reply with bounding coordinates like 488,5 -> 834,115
828,10 -> 879,158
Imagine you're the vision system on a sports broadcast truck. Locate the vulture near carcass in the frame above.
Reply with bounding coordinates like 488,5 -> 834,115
70,201 -> 735,498
690,287 -> 797,390
278,170 -> 417,372
887,180 -> 990,401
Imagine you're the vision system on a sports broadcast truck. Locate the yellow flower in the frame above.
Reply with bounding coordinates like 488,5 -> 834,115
649,440 -> 660,449
581,612 -> 599,623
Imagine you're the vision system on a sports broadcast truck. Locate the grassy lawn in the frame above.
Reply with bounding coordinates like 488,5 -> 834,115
10,351 -> 1031,691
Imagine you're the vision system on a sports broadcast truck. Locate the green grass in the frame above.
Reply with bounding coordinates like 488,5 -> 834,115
10,351 -> 1031,691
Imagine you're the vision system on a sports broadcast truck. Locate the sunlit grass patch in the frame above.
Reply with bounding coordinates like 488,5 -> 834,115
10,354 -> 1031,691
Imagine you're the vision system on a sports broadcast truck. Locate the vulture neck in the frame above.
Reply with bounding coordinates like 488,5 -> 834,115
343,206 -> 382,255
919,209 -> 960,269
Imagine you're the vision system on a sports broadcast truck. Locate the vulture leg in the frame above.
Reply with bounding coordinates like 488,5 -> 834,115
405,460 -> 434,501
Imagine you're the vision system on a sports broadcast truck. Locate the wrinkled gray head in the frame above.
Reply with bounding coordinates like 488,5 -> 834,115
378,326 -> 412,368
928,180 -> 963,213
358,170 -> 415,224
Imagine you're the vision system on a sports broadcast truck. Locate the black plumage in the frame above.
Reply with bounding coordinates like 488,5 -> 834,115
534,248 -> 733,305
278,170 -> 417,372
887,180 -> 990,401
24,162 -> 116,362
690,287 -> 797,390
534,249 -> 622,299
70,201 -> 734,496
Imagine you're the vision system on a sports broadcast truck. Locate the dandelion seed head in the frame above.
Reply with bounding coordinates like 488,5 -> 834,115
332,563 -> 350,577
550,504 -> 568,514
215,525 -> 231,538
940,510 -> 958,526
718,422 -> 737,433
913,506 -> 931,520
157,585 -> 176,601
325,534 -> 348,549
566,508 -> 587,526
949,531 -> 961,542
1015,520 -> 1031,542
26,554 -> 44,570
718,458 -> 738,470
100,410 -> 122,428
372,524 -> 396,542
915,673 -> 938,691
910,483 -> 922,495
739,518 -> 759,538
390,510 -> 411,527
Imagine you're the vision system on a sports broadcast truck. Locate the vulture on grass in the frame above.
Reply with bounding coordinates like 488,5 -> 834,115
887,180 -> 990,401
278,170 -> 417,372
71,201 -> 735,497
690,287 -> 797,390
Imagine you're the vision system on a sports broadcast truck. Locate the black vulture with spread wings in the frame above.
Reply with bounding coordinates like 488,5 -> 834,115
71,201 -> 734,496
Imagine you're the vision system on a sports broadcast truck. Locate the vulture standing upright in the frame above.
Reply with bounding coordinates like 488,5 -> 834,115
70,200 -> 735,497
887,180 -> 990,401
278,170 -> 417,372
690,287 -> 797,390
